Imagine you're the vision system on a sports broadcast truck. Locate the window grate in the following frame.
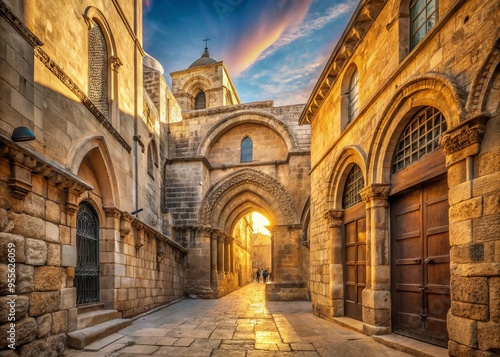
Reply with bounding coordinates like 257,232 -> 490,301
392,107 -> 446,173
343,165 -> 364,208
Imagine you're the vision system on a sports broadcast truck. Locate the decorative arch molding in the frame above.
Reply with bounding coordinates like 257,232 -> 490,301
326,145 -> 367,210
222,194 -> 276,235
368,73 -> 465,184
197,110 -> 299,157
83,7 -> 118,59
68,135 -> 120,207
200,168 -> 295,226
182,76 -> 213,96
466,38 -> 500,115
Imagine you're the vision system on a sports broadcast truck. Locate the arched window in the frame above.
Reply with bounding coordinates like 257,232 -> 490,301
410,0 -> 437,50
342,164 -> 364,208
147,140 -> 158,179
347,69 -> 359,123
241,136 -> 253,162
392,106 -> 447,173
88,20 -> 109,118
195,90 -> 206,109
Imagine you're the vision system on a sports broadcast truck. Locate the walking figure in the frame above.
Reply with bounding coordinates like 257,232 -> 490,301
255,268 -> 261,283
262,268 -> 269,283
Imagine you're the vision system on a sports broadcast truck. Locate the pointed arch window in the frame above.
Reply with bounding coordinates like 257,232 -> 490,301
195,90 -> 206,109
410,0 -> 437,50
347,68 -> 359,122
392,106 -> 447,173
88,20 -> 109,118
147,140 -> 159,179
342,165 -> 364,209
241,136 -> 253,162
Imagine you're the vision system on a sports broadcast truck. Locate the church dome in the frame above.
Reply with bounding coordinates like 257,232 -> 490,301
189,48 -> 218,68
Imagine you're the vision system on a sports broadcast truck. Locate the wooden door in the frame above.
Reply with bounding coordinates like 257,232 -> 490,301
344,204 -> 366,321
391,177 -> 450,346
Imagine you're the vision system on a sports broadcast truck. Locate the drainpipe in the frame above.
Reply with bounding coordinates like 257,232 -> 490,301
133,0 -> 139,214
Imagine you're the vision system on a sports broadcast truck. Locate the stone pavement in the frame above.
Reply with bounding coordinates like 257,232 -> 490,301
65,283 -> 411,357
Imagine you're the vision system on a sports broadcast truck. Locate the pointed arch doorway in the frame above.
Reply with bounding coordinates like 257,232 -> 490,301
75,202 -> 100,305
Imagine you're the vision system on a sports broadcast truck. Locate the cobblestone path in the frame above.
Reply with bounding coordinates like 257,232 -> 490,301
66,283 -> 410,356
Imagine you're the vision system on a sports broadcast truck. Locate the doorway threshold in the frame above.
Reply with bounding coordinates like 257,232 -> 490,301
372,334 -> 448,357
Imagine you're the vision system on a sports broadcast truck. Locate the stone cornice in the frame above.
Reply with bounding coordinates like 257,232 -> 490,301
0,1 -> 43,47
33,47 -> 132,152
181,101 -> 274,119
439,114 -> 489,155
360,184 -> 391,203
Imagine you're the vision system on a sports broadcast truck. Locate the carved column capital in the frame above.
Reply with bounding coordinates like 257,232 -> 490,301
324,209 -> 344,228
439,114 -> 489,155
110,56 -> 122,72
360,184 -> 391,203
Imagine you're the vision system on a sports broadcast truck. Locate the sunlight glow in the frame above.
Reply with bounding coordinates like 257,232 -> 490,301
252,212 -> 270,235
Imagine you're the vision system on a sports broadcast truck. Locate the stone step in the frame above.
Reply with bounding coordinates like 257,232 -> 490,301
77,303 -> 105,314
67,318 -> 132,350
77,309 -> 122,330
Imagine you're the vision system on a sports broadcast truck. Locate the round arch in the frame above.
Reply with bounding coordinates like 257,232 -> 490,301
68,135 -> 120,208
368,73 -> 465,185
326,145 -> 367,210
199,168 -> 295,228
196,111 -> 299,157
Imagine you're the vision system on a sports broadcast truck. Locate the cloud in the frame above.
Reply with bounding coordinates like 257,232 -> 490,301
223,0 -> 312,76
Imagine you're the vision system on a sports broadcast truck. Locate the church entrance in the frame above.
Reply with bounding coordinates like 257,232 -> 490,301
391,177 -> 450,346
75,202 -> 100,305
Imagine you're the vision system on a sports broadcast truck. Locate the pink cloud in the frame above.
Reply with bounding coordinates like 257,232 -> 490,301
223,0 -> 312,76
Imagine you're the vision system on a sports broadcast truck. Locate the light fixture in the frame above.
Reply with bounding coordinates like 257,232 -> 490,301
12,126 -> 36,142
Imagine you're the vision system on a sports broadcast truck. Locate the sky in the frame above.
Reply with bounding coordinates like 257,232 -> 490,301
143,0 -> 358,106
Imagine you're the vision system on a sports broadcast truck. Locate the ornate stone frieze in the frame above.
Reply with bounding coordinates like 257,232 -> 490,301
324,209 -> 344,228
0,1 -> 43,47
439,115 -> 489,155
110,56 -> 123,72
33,47 -> 131,152
360,184 -> 391,203
200,168 -> 295,226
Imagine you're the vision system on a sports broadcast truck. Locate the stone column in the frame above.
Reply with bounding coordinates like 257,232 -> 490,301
229,237 -> 235,273
217,232 -> 225,273
210,229 -> 218,285
224,236 -> 230,273
439,115 -> 497,356
360,184 -> 391,335
324,209 -> 344,318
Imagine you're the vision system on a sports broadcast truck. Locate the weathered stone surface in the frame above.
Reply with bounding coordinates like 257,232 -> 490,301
34,266 -> 64,291
59,225 -> 70,245
15,264 -> 34,294
45,221 -> 59,243
51,310 -> 67,334
0,208 -> 12,232
473,171 -> 500,197
448,312 -> 478,348
0,232 -> 25,263
0,317 -> 36,349
0,348 -> 17,357
36,313 -> 52,338
0,264 -> 9,295
29,291 -> 60,316
47,333 -> 66,356
46,242 -> 60,266
484,192 -> 500,215
449,219 -> 472,246
451,301 -> 488,321
451,243 -> 485,263
60,287 -> 76,310
11,213 -> 45,240
23,192 -> 45,218
25,238 -> 47,265
473,214 -> 500,242
0,295 -> 29,323
45,199 -> 61,223
60,244 -> 76,267
18,338 -> 49,357
66,267 -> 75,287
449,197 -> 483,223
451,276 -> 488,304
478,321 -> 500,352
490,277 -> 500,323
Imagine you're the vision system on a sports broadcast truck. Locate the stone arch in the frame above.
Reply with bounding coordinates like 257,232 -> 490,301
368,73 -> 465,185
327,145 -> 367,210
197,111 -> 299,157
223,193 -> 276,235
83,7 -> 118,57
200,168 -> 295,227
68,135 -> 120,207
466,38 -> 500,115
182,76 -> 213,96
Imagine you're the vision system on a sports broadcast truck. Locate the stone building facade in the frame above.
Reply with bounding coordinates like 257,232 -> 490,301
0,0 -> 186,354
301,0 -> 499,355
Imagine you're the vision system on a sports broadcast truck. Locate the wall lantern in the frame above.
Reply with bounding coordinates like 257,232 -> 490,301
12,126 -> 36,142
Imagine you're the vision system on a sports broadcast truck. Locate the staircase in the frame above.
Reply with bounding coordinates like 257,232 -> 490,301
66,304 -> 132,350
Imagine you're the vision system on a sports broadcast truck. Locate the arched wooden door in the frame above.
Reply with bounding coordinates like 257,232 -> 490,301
75,202 -> 100,305
390,107 -> 450,347
342,165 -> 366,321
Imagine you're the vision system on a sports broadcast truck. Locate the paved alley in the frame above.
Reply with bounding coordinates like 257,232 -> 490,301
66,283 -> 411,357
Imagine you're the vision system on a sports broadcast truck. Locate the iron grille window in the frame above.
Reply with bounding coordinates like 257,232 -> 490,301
392,107 -> 447,173
343,165 -> 364,208
195,90 -> 206,109
348,68 -> 359,122
410,0 -> 437,50
241,136 -> 253,162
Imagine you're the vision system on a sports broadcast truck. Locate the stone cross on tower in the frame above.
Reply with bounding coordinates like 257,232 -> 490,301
203,36 -> 210,50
